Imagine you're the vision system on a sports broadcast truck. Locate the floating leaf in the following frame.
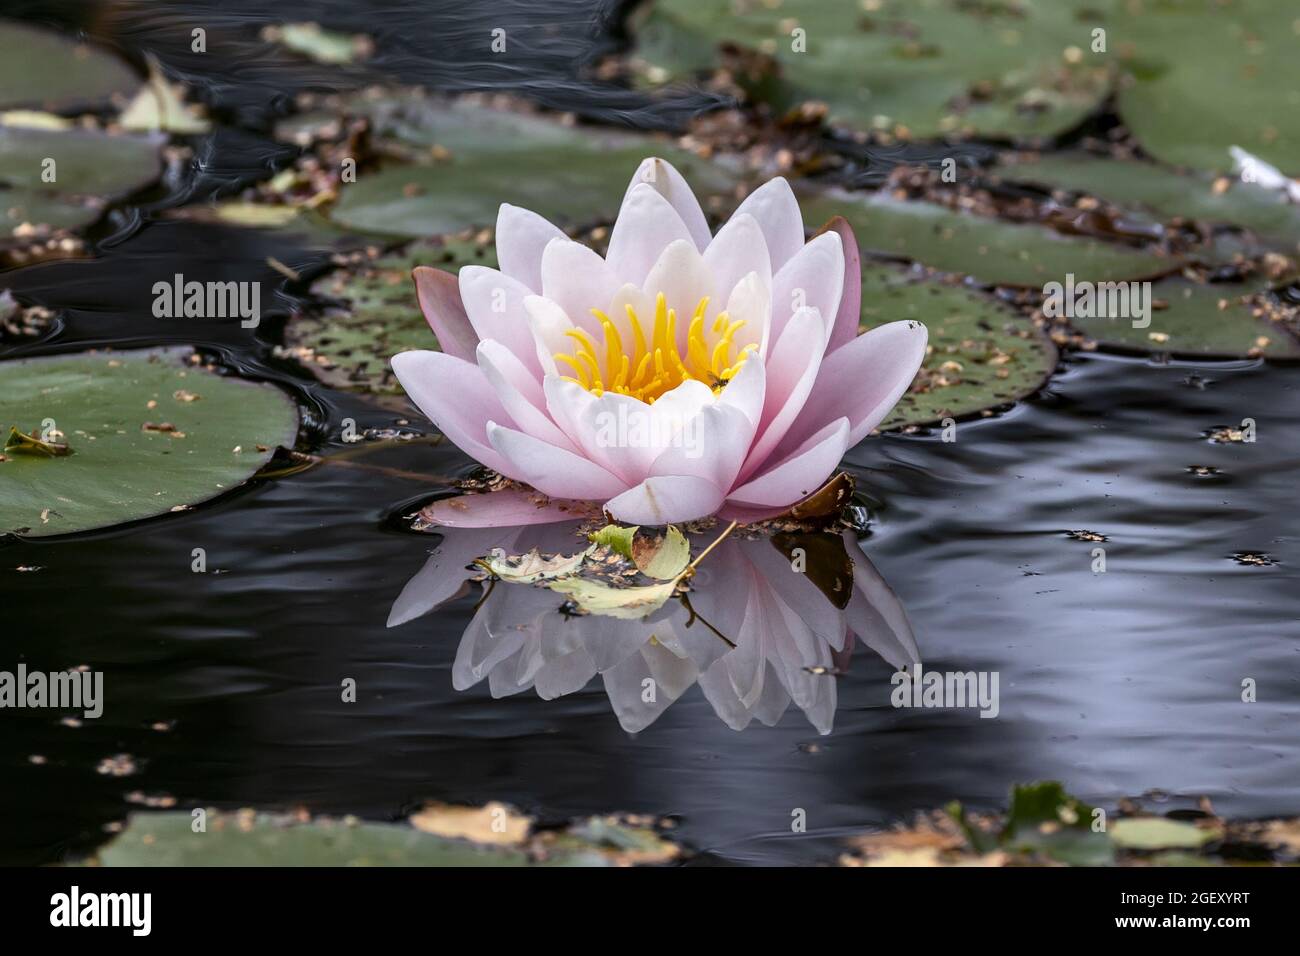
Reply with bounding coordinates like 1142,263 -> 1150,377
630,525 -> 690,580
1110,817 -> 1216,851
588,523 -> 638,560
0,20 -> 139,112
547,576 -> 679,621
478,546 -> 591,584
0,348 -> 298,537
4,425 -> 71,457
409,802 -> 532,846
263,22 -> 369,65
118,56 -> 211,134
801,191 -> 1175,287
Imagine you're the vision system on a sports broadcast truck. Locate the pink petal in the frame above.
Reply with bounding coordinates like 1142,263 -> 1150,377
486,421 -> 627,500
727,418 -> 849,507
776,319 -> 928,456
737,307 -> 827,482
412,267 -> 478,363
477,340 -> 578,451
458,266 -> 541,376
649,402 -> 755,493
603,475 -> 726,525
540,238 -> 621,337
625,157 -> 712,251
495,203 -> 566,292
715,354 -> 766,430
391,349 -> 513,474
820,216 -> 861,353
731,177 -> 805,272
417,489 -> 600,528
605,183 -> 695,287
703,213 -> 771,305
641,238 -> 714,350
770,231 -> 843,345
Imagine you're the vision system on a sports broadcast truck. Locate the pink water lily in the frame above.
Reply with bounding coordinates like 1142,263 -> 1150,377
391,157 -> 927,525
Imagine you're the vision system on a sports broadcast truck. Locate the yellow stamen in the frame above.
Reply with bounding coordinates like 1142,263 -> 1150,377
551,293 -> 753,403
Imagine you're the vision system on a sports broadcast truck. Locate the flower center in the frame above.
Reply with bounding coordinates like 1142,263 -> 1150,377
553,292 -> 754,404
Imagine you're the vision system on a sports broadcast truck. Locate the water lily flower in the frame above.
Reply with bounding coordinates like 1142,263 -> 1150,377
392,157 -> 927,525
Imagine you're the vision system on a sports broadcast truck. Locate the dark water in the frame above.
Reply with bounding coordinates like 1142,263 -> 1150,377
2,2 -> 1298,866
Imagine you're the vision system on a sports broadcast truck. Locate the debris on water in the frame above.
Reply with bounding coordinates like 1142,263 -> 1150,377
95,754 -> 139,777
1186,465 -> 1222,477
1231,551 -> 1276,567
1066,530 -> 1107,542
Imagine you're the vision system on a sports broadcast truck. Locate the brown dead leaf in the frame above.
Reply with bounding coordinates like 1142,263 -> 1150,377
409,801 -> 532,846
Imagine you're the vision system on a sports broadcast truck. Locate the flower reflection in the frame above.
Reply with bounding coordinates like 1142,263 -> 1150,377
389,518 -> 918,734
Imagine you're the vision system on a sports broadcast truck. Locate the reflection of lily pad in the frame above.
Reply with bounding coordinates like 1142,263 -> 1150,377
1114,3 -> 1300,174
0,20 -> 139,112
801,191 -> 1175,286
286,237 -> 496,396
992,153 -> 1300,254
312,95 -> 737,238
1065,274 -> 1300,358
1111,817 -> 1215,851
0,123 -> 163,238
858,264 -> 1057,429
632,0 -> 1110,140
88,808 -> 678,866
0,348 -> 299,537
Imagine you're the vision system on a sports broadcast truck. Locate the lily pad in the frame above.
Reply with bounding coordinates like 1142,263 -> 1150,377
1113,2 -> 1300,174
1065,273 -> 1300,358
87,807 -> 678,866
801,191 -> 1175,287
1110,817 -> 1215,851
0,347 -> 299,537
312,94 -> 737,238
999,781 -> 1115,866
0,20 -> 140,112
285,237 -> 496,396
0,122 -> 163,238
631,0 -> 1111,140
857,264 -> 1057,429
992,152 -> 1300,254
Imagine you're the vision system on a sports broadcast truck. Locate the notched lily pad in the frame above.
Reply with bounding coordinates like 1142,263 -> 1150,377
0,347 -> 299,537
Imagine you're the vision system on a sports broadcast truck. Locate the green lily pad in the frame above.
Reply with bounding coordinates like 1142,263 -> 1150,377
0,20 -> 140,112
999,781 -> 1115,866
311,94 -> 738,238
285,237 -> 496,396
0,347 -> 299,537
992,152 -> 1300,254
1113,2 -> 1300,174
632,0 -> 1111,140
1065,273 -> 1300,357
87,808 -> 677,866
1111,817 -> 1215,851
858,264 -> 1057,429
0,122 -> 163,238
801,191 -> 1175,287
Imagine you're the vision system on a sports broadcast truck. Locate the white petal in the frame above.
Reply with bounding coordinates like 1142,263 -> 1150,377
495,204 -> 566,292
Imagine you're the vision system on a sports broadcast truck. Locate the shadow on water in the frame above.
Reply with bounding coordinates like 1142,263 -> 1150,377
0,2 -> 1297,866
